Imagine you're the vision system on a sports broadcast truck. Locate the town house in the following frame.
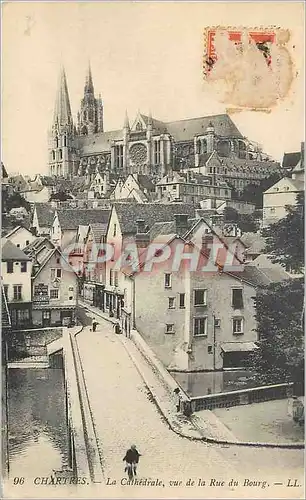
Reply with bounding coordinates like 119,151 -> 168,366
2,225 -> 36,250
121,235 -> 272,372
31,240 -> 78,327
1,240 -> 32,328
102,203 -> 196,319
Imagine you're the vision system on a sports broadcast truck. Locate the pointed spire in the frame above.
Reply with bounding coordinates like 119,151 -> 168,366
53,66 -> 73,128
84,61 -> 94,94
123,110 -> 130,130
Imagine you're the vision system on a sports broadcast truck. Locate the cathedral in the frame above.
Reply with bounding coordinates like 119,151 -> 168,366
48,66 -> 280,186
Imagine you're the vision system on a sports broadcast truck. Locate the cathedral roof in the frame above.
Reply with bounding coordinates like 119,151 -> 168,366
282,152 -> 301,170
165,114 -> 243,141
77,130 -> 122,153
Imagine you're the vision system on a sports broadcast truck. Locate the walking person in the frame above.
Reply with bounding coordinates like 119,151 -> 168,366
92,319 -> 99,332
174,387 -> 182,412
113,320 -> 122,334
123,444 -> 141,479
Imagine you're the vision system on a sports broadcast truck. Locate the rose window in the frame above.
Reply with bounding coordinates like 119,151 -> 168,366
129,143 -> 147,165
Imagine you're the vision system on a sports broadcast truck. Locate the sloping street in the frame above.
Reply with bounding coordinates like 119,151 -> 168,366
75,308 -> 304,498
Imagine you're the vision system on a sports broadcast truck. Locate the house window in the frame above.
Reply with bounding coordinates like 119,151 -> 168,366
21,261 -> 27,273
50,289 -> 59,299
232,317 -> 244,335
13,285 -> 22,301
42,310 -> 51,320
7,262 -> 13,273
113,224 -> 117,237
165,324 -> 175,334
194,289 -> 207,306
114,271 -> 118,287
59,149 -> 62,160
179,293 -> 185,308
18,309 -> 30,323
232,288 -> 244,309
51,268 -> 62,279
56,258 -> 60,264
208,345 -> 213,354
154,141 -> 161,164
270,207 -> 276,213
16,244 -> 20,248
26,240 -> 30,246
168,297 -> 176,309
3,285 -> 8,300
164,273 -> 172,288
194,317 -> 208,336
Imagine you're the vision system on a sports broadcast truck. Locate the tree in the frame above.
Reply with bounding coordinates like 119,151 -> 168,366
223,207 -> 239,222
239,172 -> 282,208
262,192 -> 304,272
250,278 -> 304,392
2,190 -> 30,214
49,190 -> 73,202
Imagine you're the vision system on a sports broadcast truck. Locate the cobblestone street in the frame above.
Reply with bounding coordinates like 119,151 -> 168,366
75,309 -> 304,498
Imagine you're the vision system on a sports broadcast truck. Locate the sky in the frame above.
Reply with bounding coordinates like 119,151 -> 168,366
2,1 -> 305,176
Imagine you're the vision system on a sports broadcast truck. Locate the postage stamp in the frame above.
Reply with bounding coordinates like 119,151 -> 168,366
203,26 -> 294,110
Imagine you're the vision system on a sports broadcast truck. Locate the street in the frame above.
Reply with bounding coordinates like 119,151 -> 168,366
75,307 -> 304,498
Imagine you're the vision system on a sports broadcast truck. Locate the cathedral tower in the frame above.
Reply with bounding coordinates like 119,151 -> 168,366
48,67 -> 77,178
78,63 -> 104,136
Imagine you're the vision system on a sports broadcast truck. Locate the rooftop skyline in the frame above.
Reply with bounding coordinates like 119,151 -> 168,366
2,2 -> 304,175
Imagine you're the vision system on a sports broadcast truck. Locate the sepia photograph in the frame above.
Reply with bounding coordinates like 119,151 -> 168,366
1,1 -> 305,499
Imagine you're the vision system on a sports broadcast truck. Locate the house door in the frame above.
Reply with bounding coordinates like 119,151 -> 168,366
42,310 -> 51,327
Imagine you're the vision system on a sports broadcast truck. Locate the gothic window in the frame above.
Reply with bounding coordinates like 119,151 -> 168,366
129,143 -> 147,167
82,125 -> 88,136
115,145 -> 124,169
59,149 -> 62,160
238,141 -> 247,159
201,139 -> 207,154
52,150 -> 55,161
196,140 -> 201,154
154,141 -> 161,164
64,136 -> 67,147
55,136 -> 59,148
84,111 -> 87,121
136,121 -> 143,131
217,140 -> 230,157
88,109 -> 94,122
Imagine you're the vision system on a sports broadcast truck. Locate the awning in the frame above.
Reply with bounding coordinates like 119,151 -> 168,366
221,342 -> 259,353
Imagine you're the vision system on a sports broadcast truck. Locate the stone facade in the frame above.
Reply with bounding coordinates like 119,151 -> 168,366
47,66 -> 281,190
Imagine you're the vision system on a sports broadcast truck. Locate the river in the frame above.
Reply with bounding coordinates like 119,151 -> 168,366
7,365 -> 69,478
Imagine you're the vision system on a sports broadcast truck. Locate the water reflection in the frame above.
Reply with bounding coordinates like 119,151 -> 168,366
171,370 -> 256,397
7,367 -> 69,477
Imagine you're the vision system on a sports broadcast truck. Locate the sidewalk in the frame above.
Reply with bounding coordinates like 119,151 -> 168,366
78,301 -> 304,449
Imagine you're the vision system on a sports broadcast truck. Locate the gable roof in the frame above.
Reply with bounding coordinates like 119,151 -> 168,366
229,265 -> 289,287
89,223 -> 108,241
240,232 -> 265,255
34,203 -> 56,227
282,152 -> 301,170
24,237 -> 53,255
1,240 -> 31,261
112,203 -> 196,234
133,174 -> 155,192
32,247 -> 77,279
264,176 -> 304,194
165,114 -> 243,142
57,209 -> 111,230
4,225 -> 33,239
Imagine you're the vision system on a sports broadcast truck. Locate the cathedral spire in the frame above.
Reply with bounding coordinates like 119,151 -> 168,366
53,66 -> 73,128
84,61 -> 94,95
123,110 -> 130,130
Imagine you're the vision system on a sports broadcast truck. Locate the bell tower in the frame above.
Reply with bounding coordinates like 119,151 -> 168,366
78,63 -> 104,136
48,67 -> 77,178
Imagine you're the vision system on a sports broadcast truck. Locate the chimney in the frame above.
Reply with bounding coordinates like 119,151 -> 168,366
174,214 -> 189,235
136,219 -> 146,234
201,233 -> 214,254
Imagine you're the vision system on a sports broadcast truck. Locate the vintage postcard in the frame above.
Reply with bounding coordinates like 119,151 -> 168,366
1,1 -> 304,499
